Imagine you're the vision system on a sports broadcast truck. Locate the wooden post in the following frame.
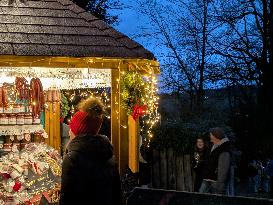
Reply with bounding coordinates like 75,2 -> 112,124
44,103 -> 50,145
44,102 -> 61,152
111,68 -> 120,170
119,64 -> 129,175
119,110 -> 129,175
128,115 -> 139,173
53,102 -> 61,152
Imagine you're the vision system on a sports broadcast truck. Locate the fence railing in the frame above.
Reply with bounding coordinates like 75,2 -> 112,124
127,187 -> 273,205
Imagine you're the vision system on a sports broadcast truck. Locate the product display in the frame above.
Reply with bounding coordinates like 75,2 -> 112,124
0,143 -> 61,204
0,77 -> 60,204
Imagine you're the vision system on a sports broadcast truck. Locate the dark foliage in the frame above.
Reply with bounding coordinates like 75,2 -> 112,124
72,0 -> 121,25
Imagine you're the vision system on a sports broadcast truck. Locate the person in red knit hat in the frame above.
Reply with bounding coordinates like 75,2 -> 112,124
60,97 -> 121,205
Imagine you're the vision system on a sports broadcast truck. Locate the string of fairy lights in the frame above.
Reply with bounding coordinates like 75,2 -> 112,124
118,67 -> 160,143
0,63 -> 160,143
143,71 -> 160,141
62,88 -> 111,124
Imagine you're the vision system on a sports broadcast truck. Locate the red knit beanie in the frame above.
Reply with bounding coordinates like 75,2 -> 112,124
69,111 -> 103,136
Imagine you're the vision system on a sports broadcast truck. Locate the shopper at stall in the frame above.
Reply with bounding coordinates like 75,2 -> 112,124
60,97 -> 121,205
199,127 -> 231,194
192,136 -> 209,192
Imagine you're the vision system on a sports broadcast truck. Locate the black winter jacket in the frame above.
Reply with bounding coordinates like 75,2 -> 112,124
204,141 -> 231,181
60,134 -> 122,205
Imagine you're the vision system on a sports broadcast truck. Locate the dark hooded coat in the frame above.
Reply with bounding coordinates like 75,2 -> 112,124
60,134 -> 121,205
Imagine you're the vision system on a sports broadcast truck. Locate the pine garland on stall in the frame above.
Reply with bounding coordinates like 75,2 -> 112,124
121,71 -> 149,119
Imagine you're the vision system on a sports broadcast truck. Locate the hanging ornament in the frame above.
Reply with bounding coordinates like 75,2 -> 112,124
10,136 -> 14,142
24,133 -> 31,142
17,135 -> 24,141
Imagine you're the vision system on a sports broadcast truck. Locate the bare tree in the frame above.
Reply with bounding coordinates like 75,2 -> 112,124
136,0 -> 215,111
210,0 -> 273,128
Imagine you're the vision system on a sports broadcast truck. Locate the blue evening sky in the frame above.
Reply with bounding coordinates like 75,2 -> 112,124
110,0 -> 166,63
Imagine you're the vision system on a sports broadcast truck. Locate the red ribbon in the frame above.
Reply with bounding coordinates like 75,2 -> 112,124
60,117 -> 64,123
13,181 -> 22,192
132,104 -> 147,120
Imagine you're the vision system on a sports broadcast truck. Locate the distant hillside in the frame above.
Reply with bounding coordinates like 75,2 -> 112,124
158,86 -> 257,121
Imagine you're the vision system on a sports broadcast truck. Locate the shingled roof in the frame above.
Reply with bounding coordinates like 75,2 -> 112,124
0,0 -> 155,60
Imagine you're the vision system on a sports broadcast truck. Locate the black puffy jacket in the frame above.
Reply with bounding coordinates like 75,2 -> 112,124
60,135 -> 122,205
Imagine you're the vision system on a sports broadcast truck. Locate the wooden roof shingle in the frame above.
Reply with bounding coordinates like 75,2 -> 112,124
0,0 -> 155,60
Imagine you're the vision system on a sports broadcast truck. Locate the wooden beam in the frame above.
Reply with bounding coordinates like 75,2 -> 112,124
0,55 -> 160,74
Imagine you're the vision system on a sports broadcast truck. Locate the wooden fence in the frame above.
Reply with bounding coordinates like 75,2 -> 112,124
151,148 -> 194,191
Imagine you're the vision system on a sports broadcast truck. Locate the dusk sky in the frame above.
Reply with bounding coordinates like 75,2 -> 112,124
110,0 -> 166,63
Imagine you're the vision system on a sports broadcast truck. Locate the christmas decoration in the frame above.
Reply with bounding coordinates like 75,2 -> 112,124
120,70 -> 160,142
132,104 -> 147,120
60,93 -> 70,123
120,71 -> 149,117
0,143 -> 61,204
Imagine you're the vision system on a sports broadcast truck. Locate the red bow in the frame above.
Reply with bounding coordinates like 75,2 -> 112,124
132,104 -> 147,120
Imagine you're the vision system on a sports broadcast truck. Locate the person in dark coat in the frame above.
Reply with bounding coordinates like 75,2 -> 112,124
199,127 -> 231,194
265,159 -> 273,198
192,136 -> 209,192
60,97 -> 122,205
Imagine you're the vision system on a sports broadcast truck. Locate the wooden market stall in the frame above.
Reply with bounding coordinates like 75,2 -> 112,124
0,0 -> 160,173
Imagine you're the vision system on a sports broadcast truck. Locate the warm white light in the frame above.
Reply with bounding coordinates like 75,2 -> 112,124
0,73 -> 14,84
0,67 -> 111,90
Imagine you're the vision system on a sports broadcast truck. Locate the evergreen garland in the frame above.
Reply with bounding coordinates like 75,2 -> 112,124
121,71 -> 149,116
61,93 -> 70,119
